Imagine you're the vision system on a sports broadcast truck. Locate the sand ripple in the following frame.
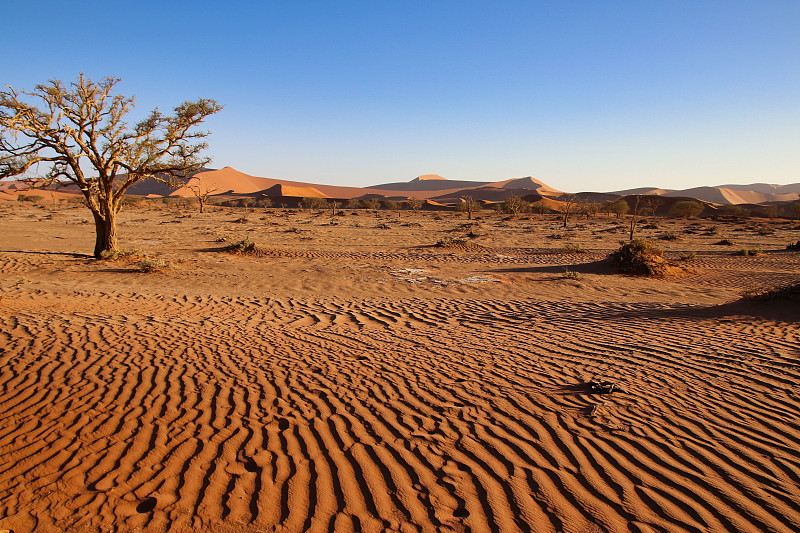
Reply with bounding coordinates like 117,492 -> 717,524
1,294 -> 798,532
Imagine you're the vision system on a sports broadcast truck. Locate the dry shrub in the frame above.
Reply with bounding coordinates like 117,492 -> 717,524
224,235 -> 256,253
138,258 -> 172,272
608,239 -> 670,277
563,243 -> 587,253
736,248 -> 762,256
99,249 -> 144,260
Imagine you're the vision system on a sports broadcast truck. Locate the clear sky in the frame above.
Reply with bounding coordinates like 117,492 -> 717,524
3,1 -> 798,191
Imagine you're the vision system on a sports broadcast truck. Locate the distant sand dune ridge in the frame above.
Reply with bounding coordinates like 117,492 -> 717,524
1,292 -> 798,532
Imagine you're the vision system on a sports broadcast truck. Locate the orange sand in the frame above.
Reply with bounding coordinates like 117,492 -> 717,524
1,202 -> 798,533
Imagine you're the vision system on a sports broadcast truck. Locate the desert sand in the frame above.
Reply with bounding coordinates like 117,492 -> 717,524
1,201 -> 798,533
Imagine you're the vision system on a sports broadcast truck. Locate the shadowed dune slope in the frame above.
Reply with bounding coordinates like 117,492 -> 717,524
663,186 -> 799,205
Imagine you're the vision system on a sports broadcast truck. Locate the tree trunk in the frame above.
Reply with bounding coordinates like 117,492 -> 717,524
93,208 -> 119,258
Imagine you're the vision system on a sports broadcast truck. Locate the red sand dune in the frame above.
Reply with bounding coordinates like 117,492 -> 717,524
663,186 -> 799,205
414,174 -> 448,181
2,168 -> 799,209
168,167 -> 275,196
261,183 -> 329,199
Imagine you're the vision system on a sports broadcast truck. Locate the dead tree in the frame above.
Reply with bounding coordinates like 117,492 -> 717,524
629,195 -> 644,240
187,177 -> 219,213
558,194 -> 577,228
456,195 -> 480,220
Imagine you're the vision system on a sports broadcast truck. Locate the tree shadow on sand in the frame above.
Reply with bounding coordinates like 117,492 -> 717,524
0,249 -> 92,259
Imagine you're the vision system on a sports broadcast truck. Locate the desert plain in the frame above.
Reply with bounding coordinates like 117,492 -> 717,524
0,201 -> 799,533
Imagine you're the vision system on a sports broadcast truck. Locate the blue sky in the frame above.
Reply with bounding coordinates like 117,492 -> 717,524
3,1 -> 798,191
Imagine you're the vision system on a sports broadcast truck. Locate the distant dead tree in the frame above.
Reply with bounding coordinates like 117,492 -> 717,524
0,74 -> 222,257
187,178 -> 219,213
578,199 -> 599,219
628,195 -> 648,240
558,194 -> 578,228
645,196 -> 664,219
456,195 -> 480,220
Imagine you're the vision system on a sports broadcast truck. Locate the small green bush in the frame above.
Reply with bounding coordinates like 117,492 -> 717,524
563,243 -> 587,253
563,268 -> 581,280
736,248 -> 763,256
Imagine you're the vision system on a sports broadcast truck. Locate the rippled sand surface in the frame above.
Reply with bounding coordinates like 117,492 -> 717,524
1,204 -> 798,532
